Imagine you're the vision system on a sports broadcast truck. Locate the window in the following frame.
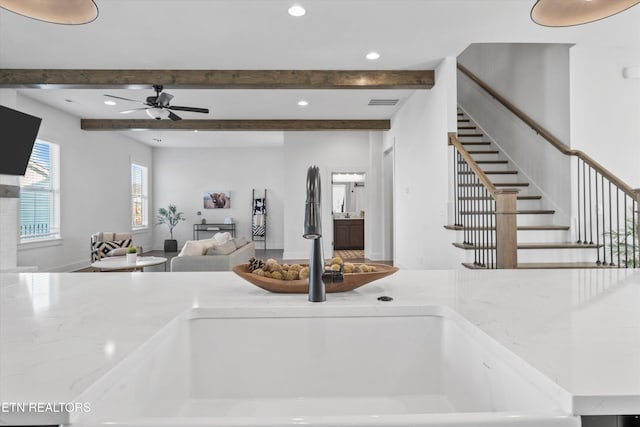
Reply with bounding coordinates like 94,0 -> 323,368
131,163 -> 148,229
19,140 -> 60,242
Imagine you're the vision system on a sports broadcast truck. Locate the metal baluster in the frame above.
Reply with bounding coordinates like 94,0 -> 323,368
633,200 -> 637,268
484,187 -> 488,268
474,175 -> 479,266
463,159 -> 468,245
577,158 -> 582,243
583,161 -> 588,244
491,197 -> 495,269
588,165 -> 593,244
602,175 -> 607,265
624,195 -> 628,267
595,171 -> 601,265
609,181 -> 614,266
617,188 -> 621,268
453,149 -> 459,226
457,152 -> 463,227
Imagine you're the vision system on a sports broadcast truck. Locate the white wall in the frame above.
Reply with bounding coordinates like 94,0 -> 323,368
570,45 -> 640,187
152,147 -> 285,250
8,92 -> 153,272
458,43 -> 572,144
282,131 -> 377,260
457,43 -> 573,222
386,57 -> 460,269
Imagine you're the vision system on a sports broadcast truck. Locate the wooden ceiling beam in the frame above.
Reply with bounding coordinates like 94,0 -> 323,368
80,119 -> 391,131
0,69 -> 434,89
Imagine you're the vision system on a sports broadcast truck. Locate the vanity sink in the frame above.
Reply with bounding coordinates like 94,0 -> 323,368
74,305 -> 578,426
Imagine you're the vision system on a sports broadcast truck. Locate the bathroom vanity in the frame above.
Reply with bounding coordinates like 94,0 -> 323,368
1,269 -> 639,426
333,217 -> 364,249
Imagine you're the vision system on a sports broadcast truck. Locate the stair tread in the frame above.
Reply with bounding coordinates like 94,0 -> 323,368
463,262 -> 616,270
458,195 -> 542,200
467,150 -> 499,154
445,225 -> 570,231
459,209 -> 555,215
459,160 -> 508,164
458,126 -> 476,130
494,182 -> 529,187
458,171 -> 517,175
517,262 -> 617,269
460,182 -> 529,187
458,133 -> 484,137
453,242 -> 603,250
460,141 -> 491,145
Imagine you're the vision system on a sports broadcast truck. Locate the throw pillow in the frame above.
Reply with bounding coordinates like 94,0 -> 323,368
107,247 -> 128,257
179,240 -> 206,256
213,232 -> 232,244
233,236 -> 249,248
206,240 -> 236,255
201,237 -> 219,252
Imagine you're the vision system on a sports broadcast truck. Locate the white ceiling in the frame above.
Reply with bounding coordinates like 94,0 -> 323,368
2,0 -> 640,147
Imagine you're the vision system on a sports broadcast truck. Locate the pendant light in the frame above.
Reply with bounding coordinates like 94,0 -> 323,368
531,0 -> 640,27
0,0 -> 98,25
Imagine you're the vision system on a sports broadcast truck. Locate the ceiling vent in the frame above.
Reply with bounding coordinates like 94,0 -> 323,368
368,99 -> 399,106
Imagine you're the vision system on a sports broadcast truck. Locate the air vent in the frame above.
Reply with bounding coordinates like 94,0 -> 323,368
368,99 -> 399,106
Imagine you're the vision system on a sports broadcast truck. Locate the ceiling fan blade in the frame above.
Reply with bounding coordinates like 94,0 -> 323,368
168,111 -> 182,121
120,108 -> 149,114
169,106 -> 210,114
104,94 -> 142,103
157,92 -> 173,107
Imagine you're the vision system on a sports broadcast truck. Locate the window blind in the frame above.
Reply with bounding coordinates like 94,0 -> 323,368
131,163 -> 148,228
19,140 -> 60,241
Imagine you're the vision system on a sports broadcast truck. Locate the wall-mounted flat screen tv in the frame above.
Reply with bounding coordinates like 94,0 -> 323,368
0,105 -> 42,176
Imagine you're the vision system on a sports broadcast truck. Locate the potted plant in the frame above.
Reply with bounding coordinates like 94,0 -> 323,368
126,246 -> 138,263
157,204 -> 186,252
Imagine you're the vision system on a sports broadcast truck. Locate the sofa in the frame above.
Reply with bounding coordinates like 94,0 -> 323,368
170,235 -> 255,272
90,232 -> 143,263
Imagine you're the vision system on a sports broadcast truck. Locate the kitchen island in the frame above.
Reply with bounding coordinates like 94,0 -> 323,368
1,269 -> 639,425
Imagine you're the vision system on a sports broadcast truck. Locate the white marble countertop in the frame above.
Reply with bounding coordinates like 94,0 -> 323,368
1,269 -> 639,424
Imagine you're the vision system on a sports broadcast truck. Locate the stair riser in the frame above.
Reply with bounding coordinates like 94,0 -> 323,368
517,248 -> 600,264
460,247 -> 600,264
467,153 -> 501,161
458,135 -> 489,143
451,229 -> 570,243
456,199 -> 543,209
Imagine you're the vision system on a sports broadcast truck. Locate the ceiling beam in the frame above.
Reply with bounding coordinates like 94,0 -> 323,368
80,119 -> 391,131
0,69 -> 434,89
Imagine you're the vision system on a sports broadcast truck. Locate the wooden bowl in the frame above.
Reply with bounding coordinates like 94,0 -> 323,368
232,263 -> 398,294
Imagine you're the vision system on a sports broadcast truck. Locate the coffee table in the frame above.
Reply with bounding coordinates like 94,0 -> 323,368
91,256 -> 168,272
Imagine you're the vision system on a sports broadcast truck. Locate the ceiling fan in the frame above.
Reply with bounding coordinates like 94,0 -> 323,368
104,85 -> 209,121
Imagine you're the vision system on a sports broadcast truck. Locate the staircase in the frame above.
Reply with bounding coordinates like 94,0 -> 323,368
448,110 -> 609,269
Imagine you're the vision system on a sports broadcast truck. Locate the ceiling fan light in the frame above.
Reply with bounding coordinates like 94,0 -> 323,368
531,0 -> 640,27
0,0 -> 98,25
146,108 -> 169,120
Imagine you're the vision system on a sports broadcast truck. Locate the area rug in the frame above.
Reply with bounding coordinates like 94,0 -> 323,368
333,249 -> 365,259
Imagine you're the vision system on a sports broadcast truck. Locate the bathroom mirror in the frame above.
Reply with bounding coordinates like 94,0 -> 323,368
332,172 -> 366,218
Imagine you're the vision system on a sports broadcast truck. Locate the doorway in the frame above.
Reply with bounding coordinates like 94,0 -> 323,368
331,172 -> 366,260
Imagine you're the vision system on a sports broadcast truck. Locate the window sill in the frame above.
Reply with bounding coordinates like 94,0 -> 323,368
18,237 -> 63,250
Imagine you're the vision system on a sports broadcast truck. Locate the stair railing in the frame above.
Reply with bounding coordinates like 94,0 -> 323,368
458,63 -> 640,267
449,132 -> 518,269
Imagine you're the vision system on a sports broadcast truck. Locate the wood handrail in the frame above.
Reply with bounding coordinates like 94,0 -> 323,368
448,132 -> 498,196
457,63 -> 639,201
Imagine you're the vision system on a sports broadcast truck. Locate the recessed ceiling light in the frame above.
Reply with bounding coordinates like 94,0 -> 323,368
104,100 -> 116,106
194,130 -> 199,133
297,100 -> 309,106
366,51 -> 381,60
288,5 -> 306,17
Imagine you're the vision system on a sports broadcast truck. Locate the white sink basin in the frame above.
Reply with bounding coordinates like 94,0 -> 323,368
74,305 -> 578,426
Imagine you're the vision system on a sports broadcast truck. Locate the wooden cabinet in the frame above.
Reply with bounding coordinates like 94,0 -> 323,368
333,219 -> 364,249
